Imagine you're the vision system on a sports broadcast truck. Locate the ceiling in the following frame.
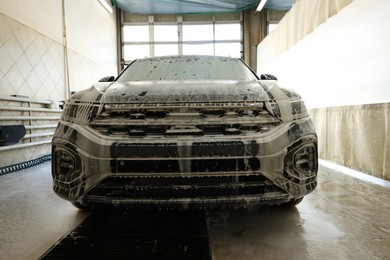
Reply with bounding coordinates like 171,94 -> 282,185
264,0 -> 295,10
113,0 -> 295,14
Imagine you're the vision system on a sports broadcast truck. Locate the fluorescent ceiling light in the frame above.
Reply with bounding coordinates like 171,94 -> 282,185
99,0 -> 113,13
256,0 -> 268,11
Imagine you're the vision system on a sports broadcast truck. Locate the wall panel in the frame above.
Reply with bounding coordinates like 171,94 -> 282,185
257,0 -> 390,109
257,0 -> 353,69
257,0 -> 390,180
0,0 -> 117,168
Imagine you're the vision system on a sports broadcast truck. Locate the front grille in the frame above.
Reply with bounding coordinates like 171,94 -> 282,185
86,175 -> 284,199
111,158 -> 261,173
89,102 -> 280,137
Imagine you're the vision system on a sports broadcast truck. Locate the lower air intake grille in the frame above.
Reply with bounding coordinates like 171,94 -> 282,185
86,175 -> 284,199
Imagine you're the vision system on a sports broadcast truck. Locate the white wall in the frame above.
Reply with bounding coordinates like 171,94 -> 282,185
0,0 -> 117,95
0,0 -> 117,166
0,0 -> 63,42
65,0 -> 117,72
257,0 -> 390,109
0,0 -> 117,73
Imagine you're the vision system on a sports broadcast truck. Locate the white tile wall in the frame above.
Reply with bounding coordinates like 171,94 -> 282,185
0,13 -> 64,101
0,12 -> 112,101
68,48 -> 109,93
0,12 -> 113,168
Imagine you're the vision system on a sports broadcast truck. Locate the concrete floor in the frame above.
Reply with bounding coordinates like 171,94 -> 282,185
0,161 -> 389,260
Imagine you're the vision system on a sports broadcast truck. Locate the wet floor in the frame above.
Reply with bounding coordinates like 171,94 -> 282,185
41,209 -> 211,259
0,161 -> 389,259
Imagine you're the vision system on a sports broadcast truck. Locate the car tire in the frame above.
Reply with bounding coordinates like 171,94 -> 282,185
280,197 -> 303,207
72,202 -> 93,211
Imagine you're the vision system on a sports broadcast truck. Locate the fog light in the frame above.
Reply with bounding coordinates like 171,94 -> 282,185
54,149 -> 76,177
294,145 -> 317,174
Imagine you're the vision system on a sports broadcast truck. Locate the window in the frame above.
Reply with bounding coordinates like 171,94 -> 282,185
268,22 -> 279,34
183,43 -> 214,56
123,25 -> 149,42
123,45 -> 149,60
182,24 -> 213,41
215,43 -> 241,58
117,56 -> 257,81
154,25 -> 178,42
155,44 -> 178,56
121,12 -> 243,67
215,24 -> 240,41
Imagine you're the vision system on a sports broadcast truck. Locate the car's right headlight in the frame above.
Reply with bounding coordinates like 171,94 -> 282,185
266,98 -> 309,122
61,101 -> 103,125
290,99 -> 309,120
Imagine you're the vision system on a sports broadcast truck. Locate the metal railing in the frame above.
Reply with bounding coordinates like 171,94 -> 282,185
0,96 -> 63,152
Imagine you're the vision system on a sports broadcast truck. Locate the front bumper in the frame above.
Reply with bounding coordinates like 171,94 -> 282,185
52,118 -> 317,209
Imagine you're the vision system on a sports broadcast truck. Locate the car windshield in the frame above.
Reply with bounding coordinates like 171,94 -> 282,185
116,56 -> 258,82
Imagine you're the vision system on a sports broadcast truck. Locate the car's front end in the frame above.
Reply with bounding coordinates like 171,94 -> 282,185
52,56 -> 317,210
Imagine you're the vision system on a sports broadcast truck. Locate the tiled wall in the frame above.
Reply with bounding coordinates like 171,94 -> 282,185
0,12 -> 111,101
0,12 -> 64,100
0,12 -> 113,167
67,49 -> 110,94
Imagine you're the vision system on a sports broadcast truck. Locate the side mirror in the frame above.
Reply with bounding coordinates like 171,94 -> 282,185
98,76 -> 115,82
260,74 -> 278,80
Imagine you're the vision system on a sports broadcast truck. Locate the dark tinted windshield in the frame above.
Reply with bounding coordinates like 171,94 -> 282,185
117,56 -> 258,81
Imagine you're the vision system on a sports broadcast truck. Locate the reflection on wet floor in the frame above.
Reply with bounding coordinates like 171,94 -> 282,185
41,209 -> 211,259
209,164 -> 390,259
0,161 -> 389,260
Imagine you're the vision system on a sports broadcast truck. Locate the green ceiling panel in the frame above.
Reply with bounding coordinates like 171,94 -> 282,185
113,0 -> 261,14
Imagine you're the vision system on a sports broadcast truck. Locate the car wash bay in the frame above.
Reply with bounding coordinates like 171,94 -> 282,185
1,0 -> 390,259
0,161 -> 389,259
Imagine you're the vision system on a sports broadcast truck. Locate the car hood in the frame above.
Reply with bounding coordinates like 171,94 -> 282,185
101,80 -> 272,103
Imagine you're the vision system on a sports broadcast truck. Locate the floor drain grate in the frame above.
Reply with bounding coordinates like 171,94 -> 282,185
40,209 -> 211,259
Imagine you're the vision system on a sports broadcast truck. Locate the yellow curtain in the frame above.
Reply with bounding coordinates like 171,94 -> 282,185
310,103 -> 390,181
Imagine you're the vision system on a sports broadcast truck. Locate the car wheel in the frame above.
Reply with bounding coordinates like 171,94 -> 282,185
72,202 -> 93,211
280,197 -> 303,207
